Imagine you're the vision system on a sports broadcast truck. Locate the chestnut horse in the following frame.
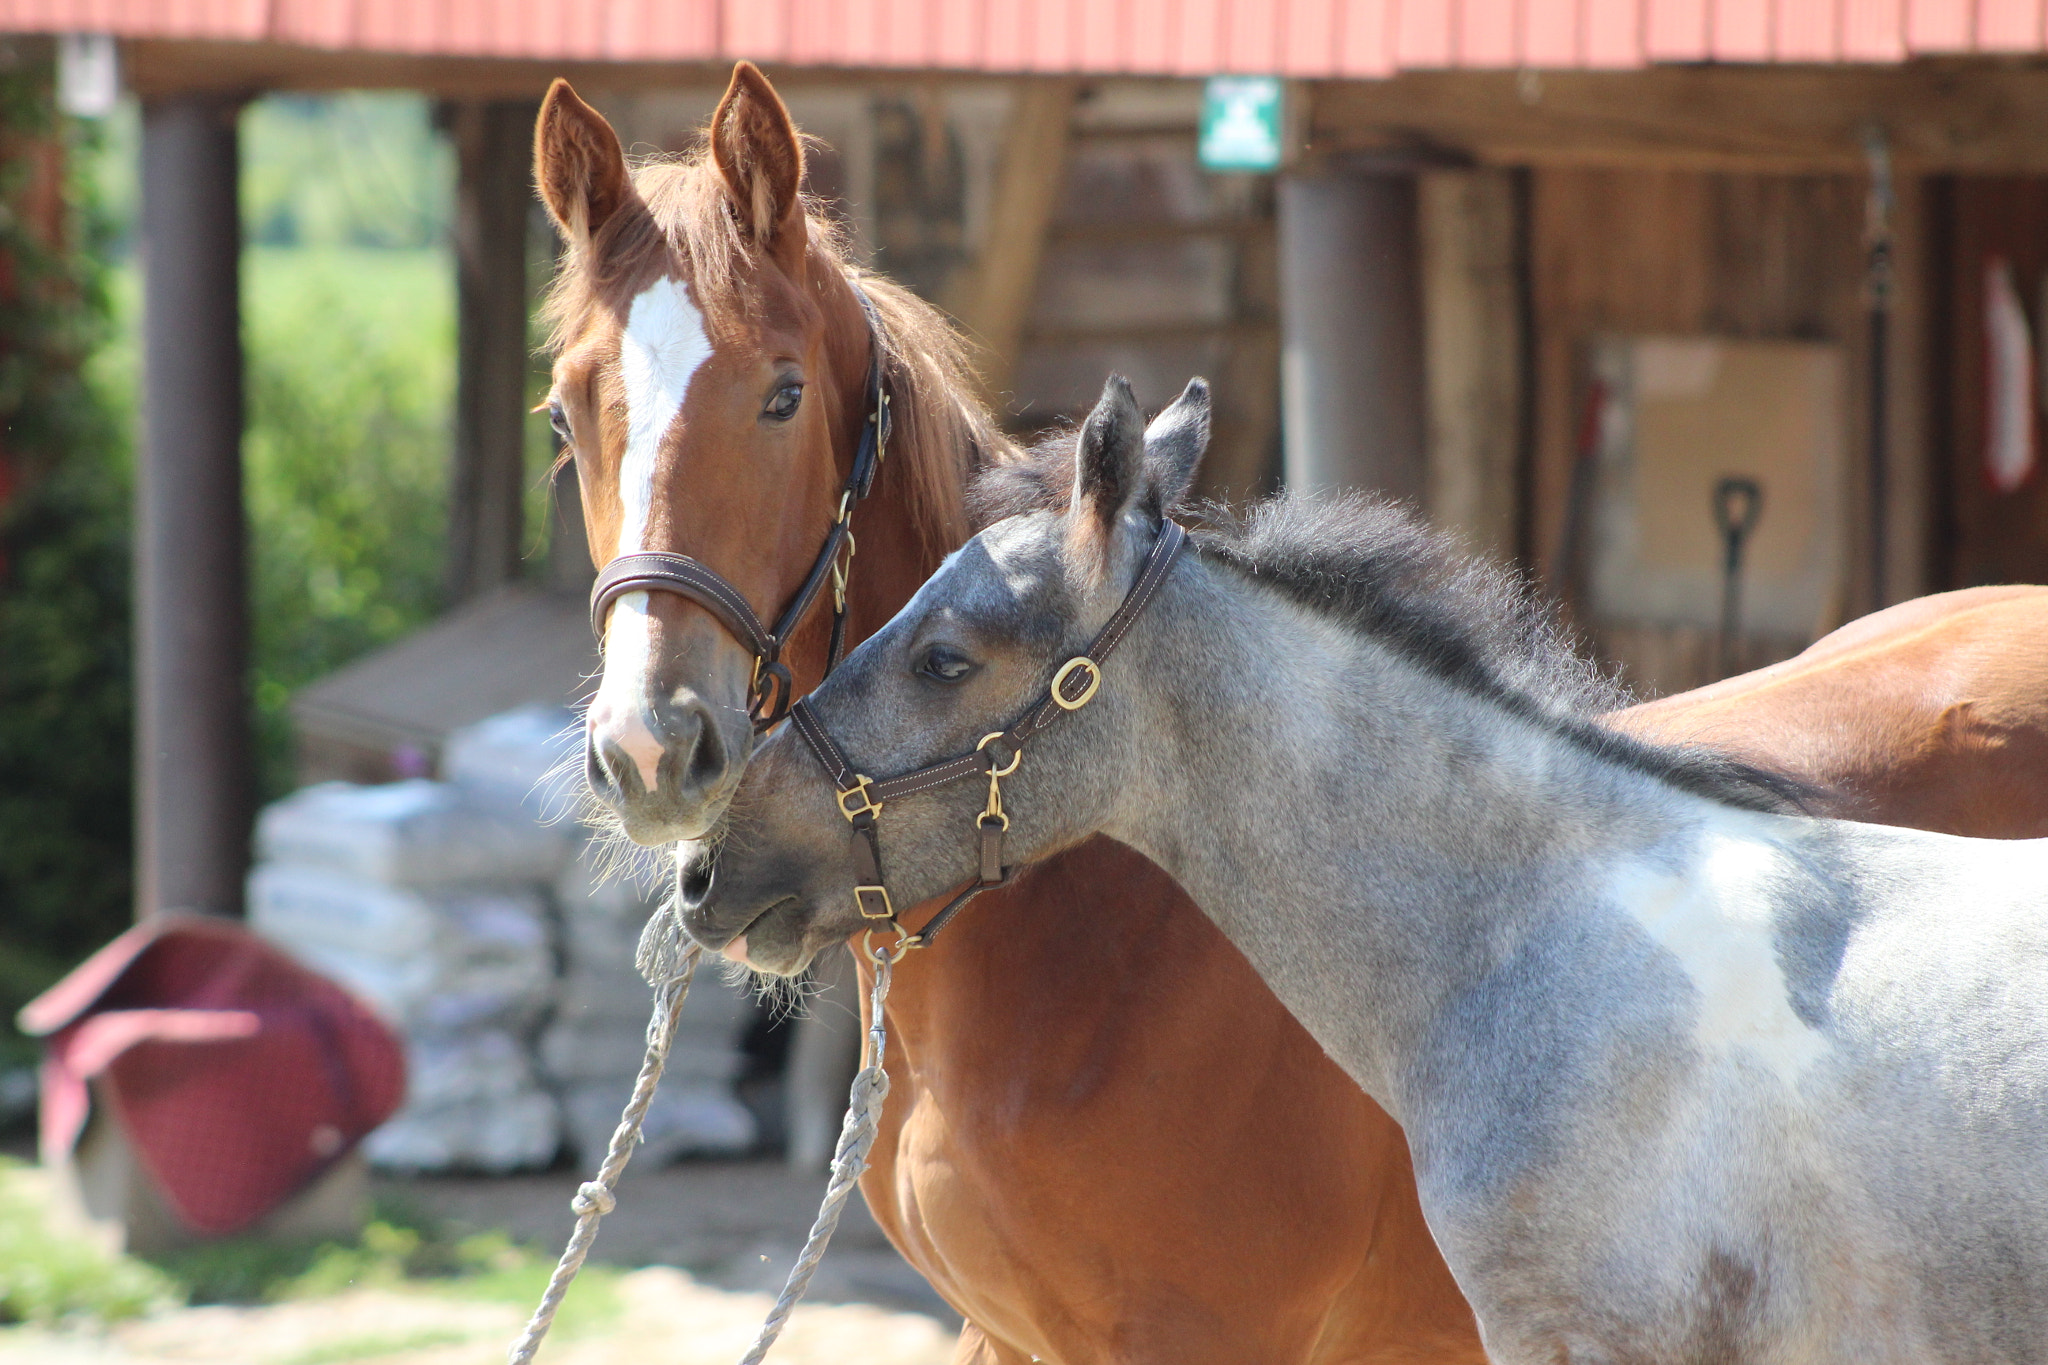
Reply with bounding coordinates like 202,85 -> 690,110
538,66 -> 2048,1365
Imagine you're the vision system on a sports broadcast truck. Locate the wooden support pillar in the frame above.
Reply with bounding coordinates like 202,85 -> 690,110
942,80 -> 1076,408
1278,166 -> 1427,499
136,94 -> 251,920
447,100 -> 539,603
1419,167 -> 1524,561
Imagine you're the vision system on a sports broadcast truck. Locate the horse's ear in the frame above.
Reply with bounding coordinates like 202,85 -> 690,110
710,61 -> 806,255
1142,377 -> 1211,512
534,80 -> 630,242
1070,374 -> 1149,548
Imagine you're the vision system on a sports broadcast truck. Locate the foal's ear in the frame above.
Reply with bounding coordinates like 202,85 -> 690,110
1143,377 -> 1211,511
710,61 -> 807,256
1071,375 -> 1149,546
534,80 -> 631,242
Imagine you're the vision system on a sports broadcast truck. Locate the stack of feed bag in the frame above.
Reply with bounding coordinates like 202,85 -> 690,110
443,707 -> 759,1173
248,776 -> 570,1173
543,851 -> 757,1171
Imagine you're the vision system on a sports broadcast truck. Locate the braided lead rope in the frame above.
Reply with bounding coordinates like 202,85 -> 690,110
737,947 -> 895,1365
506,945 -> 701,1365
506,940 -> 898,1365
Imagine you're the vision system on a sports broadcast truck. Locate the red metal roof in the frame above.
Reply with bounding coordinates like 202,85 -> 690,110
4,0 -> 2045,72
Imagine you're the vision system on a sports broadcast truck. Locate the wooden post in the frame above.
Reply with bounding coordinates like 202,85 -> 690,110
1278,165 -> 1427,499
943,80 -> 1076,409
1419,168 -> 1523,560
447,100 -> 539,602
136,94 -> 252,921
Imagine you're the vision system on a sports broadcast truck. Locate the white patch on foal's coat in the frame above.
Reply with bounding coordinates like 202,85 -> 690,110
592,277 -> 715,789
1611,814 -> 1829,1085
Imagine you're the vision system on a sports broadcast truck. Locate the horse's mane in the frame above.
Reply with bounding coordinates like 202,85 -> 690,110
975,439 -> 1812,815
541,144 -> 1013,559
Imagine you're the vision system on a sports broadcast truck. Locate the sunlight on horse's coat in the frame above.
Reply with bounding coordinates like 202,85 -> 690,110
1612,816 -> 1829,1086
619,276 -> 713,556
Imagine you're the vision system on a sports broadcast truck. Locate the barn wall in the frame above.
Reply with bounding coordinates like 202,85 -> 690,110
1525,165 -> 1929,697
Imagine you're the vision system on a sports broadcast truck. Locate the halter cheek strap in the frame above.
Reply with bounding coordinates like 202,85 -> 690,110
587,283 -> 892,731
789,519 -> 1189,951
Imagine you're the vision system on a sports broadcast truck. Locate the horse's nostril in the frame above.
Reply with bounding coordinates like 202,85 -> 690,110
680,854 -> 715,909
681,711 -> 727,794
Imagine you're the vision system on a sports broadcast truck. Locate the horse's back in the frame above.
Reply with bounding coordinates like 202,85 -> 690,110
1613,590 -> 2048,837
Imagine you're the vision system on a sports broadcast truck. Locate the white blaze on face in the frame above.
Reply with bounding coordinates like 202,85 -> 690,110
616,276 -> 714,556
1611,816 -> 1829,1086
591,276 -> 715,791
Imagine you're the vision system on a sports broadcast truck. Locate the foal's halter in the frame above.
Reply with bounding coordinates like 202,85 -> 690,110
587,284 -> 893,731
789,519 -> 1189,955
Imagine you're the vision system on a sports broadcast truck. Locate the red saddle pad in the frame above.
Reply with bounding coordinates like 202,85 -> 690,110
19,913 -> 406,1237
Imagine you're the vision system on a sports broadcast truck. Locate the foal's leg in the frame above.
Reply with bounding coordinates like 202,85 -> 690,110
952,1322 -> 1034,1365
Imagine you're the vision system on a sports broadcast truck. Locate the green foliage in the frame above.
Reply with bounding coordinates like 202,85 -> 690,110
0,49 -> 133,1053
241,94 -> 453,250
0,1158 -> 177,1325
240,245 -> 453,796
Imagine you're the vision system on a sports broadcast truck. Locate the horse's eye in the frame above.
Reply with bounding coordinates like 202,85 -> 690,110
547,398 -> 573,444
916,645 -> 975,684
765,383 -> 803,422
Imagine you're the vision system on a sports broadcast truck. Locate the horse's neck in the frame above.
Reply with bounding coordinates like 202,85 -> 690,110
1104,564 -> 1717,1110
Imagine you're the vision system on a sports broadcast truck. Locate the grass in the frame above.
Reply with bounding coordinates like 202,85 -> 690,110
0,1161 -> 619,1338
0,1158 -> 175,1325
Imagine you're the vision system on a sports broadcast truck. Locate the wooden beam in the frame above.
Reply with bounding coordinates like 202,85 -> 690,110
942,79 -> 1077,410
1310,63 -> 2048,175
1420,167 -> 1524,563
446,98 -> 539,603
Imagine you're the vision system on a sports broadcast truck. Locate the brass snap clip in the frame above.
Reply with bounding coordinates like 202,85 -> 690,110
976,732 -> 1020,830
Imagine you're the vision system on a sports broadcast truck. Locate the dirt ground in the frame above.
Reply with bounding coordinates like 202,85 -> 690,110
381,1159 -> 956,1320
0,1159 -> 962,1365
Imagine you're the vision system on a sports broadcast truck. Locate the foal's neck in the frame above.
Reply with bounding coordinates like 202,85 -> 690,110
1103,562 -> 1722,1111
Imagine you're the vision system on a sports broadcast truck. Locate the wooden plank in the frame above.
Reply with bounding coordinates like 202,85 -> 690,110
1045,218 -> 1273,244
1523,163 -> 1913,696
941,78 -> 1079,408
1419,167 -> 1523,561
1309,63 -> 2048,174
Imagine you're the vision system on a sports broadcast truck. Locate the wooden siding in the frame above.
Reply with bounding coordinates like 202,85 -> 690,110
1527,165 -> 1930,696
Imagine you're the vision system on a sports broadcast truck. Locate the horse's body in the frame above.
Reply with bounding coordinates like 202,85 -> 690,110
539,69 -> 2048,1365
1615,585 -> 2048,837
695,380 -> 2048,1365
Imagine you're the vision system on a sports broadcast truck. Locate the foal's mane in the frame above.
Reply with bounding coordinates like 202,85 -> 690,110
542,146 -> 1012,558
977,441 -> 1810,814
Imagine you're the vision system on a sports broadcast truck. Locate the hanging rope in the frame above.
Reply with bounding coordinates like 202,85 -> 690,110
506,922 -> 903,1365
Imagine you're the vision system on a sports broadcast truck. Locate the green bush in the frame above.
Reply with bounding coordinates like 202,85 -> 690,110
0,53 -> 133,1054
241,245 -> 453,797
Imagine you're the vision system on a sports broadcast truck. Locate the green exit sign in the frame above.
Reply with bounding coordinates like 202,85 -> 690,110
1199,76 -> 1285,171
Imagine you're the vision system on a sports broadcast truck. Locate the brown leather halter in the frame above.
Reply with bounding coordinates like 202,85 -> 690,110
789,519 -> 1189,953
587,285 -> 892,731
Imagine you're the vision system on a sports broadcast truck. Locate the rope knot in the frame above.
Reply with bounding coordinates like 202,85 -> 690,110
571,1181 -> 617,1217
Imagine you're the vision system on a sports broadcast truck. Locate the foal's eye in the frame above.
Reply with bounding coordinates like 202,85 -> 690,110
765,383 -> 803,421
916,646 -> 975,684
547,398 -> 573,444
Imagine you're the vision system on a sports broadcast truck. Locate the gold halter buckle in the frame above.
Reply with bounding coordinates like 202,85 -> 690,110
1051,656 -> 1102,711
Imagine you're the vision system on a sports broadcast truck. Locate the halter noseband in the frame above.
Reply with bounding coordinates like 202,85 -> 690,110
789,519 -> 1189,956
587,284 -> 893,731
